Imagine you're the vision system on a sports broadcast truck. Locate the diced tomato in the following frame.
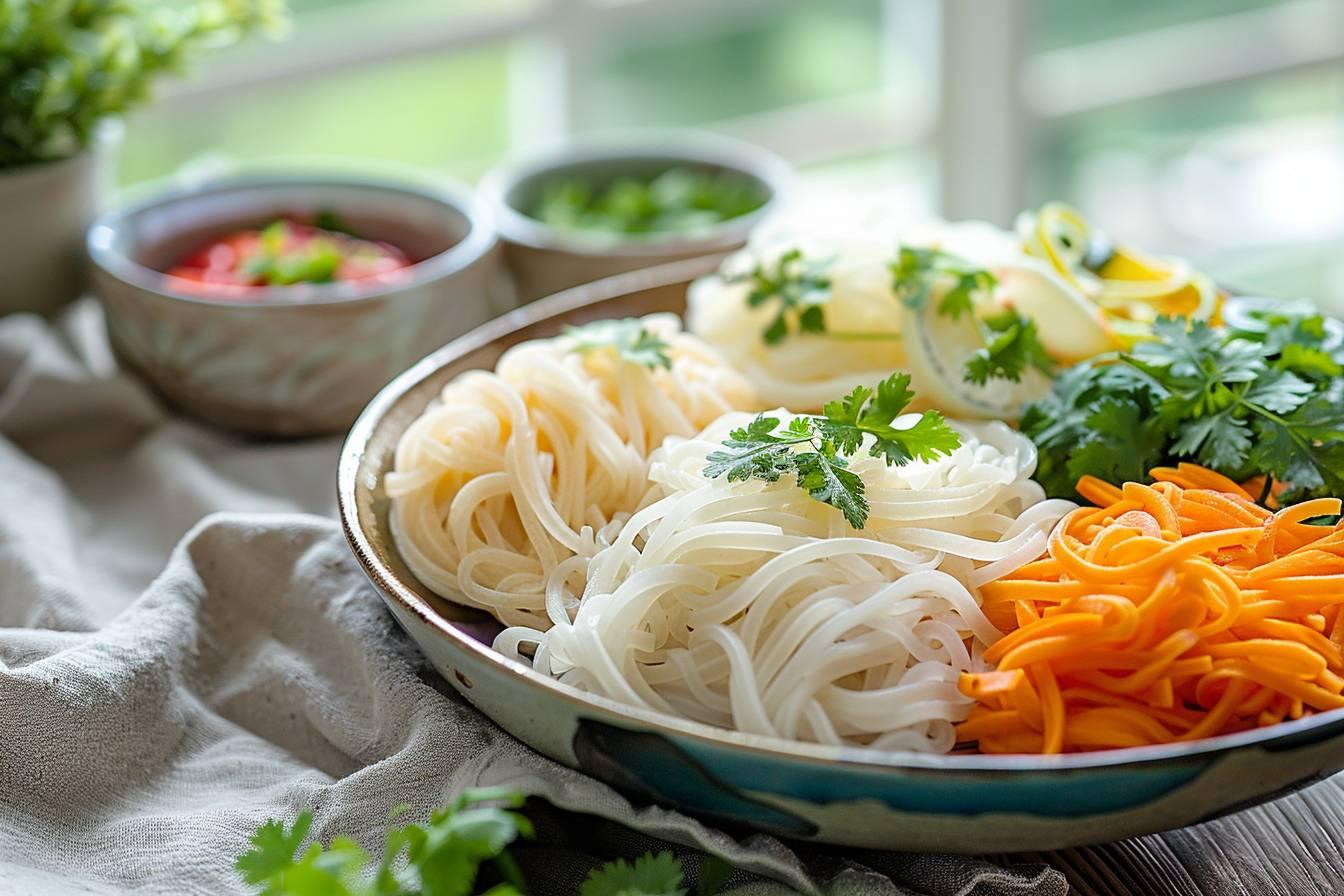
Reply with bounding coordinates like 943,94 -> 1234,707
161,216 -> 413,300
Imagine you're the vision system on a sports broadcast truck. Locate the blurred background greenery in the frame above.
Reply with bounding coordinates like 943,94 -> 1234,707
119,0 -> 1343,306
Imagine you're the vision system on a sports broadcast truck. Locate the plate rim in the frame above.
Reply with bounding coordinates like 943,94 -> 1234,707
337,256 -> 1344,776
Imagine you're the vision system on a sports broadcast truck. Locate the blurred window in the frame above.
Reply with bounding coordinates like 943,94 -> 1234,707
121,0 -> 1344,304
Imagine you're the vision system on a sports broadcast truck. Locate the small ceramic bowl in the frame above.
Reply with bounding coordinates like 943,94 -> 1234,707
479,131 -> 791,303
339,258 -> 1344,853
88,172 -> 504,437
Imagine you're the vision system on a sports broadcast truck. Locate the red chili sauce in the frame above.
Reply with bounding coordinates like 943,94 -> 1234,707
163,217 -> 413,299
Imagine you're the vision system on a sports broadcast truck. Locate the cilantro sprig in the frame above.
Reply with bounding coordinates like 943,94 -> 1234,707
564,319 -> 673,369
891,247 -> 1053,385
1023,310 -> 1344,503
703,372 -> 961,528
580,852 -> 686,896
236,788 -> 532,896
237,789 -> 726,896
731,248 -> 833,345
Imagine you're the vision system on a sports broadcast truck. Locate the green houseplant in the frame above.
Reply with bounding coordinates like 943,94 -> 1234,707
0,0 -> 285,315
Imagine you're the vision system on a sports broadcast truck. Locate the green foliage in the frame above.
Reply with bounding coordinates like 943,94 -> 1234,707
530,167 -> 767,237
237,791 -> 729,896
1022,310 -> 1344,502
580,851 -> 686,896
235,788 -> 532,896
731,248 -> 832,345
0,0 -> 286,167
563,318 -> 673,370
704,372 -> 961,528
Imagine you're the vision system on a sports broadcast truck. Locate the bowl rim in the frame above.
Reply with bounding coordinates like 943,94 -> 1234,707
338,257 -> 1344,775
478,129 -> 793,258
86,170 -> 498,309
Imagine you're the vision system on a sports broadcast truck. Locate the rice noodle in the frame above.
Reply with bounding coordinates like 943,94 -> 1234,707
386,314 -> 757,628
499,412 -> 1074,751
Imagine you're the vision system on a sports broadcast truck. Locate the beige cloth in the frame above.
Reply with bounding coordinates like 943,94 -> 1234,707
0,302 -> 1067,896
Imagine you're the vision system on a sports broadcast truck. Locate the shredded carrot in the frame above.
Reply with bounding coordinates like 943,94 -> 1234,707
959,464 -> 1344,754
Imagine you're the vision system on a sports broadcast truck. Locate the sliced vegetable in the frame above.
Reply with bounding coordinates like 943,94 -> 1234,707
961,464 -> 1344,754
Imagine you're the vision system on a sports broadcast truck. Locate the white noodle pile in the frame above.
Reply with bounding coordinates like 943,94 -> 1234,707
386,314 -> 757,628
498,412 -> 1074,752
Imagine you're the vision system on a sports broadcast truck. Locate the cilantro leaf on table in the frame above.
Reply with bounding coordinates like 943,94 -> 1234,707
236,812 -> 368,896
580,851 -> 687,896
695,856 -> 734,896
564,319 -> 673,370
236,813 -> 319,887
731,248 -> 832,345
703,372 -> 960,528
236,788 -> 531,896
1022,307 -> 1344,504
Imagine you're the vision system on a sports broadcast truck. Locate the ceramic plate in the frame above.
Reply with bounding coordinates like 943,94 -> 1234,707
338,256 -> 1344,853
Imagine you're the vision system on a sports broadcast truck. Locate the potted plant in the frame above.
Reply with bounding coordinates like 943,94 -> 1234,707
0,0 -> 285,316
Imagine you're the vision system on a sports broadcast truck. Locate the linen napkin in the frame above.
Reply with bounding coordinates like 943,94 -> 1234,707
0,302 -> 1067,896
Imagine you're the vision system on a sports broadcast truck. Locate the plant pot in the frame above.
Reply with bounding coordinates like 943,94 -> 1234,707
0,127 -> 117,317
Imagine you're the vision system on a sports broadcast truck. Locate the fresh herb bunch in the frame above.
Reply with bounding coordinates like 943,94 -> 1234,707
0,0 -> 287,167
564,318 -> 673,370
237,788 -> 730,896
530,167 -> 767,237
704,372 -> 961,528
891,247 -> 1052,385
1023,310 -> 1344,503
731,248 -> 833,345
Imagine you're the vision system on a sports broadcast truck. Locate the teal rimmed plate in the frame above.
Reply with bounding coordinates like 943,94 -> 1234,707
337,257 -> 1344,853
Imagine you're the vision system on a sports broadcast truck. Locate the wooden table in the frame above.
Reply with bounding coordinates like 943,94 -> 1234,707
1019,775 -> 1344,895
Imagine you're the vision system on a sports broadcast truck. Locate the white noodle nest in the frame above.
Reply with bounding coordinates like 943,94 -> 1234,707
498,413 -> 1074,752
386,314 -> 757,628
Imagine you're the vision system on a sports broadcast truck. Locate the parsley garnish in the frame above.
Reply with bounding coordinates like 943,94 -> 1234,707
703,372 -> 961,528
1023,311 -> 1344,503
890,247 -> 1052,384
731,248 -> 833,344
564,319 -> 673,369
